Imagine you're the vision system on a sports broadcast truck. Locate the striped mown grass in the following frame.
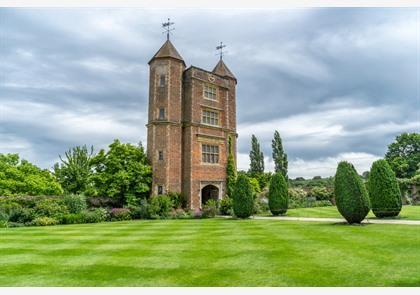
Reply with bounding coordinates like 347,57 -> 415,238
273,205 -> 420,220
1,219 -> 419,286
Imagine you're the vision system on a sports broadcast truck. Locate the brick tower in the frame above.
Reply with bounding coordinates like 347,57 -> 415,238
147,38 -> 237,209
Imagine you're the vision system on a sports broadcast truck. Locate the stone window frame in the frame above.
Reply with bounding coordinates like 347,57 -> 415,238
203,84 -> 217,101
201,109 -> 219,126
157,185 -> 164,195
158,107 -> 165,120
201,144 -> 220,164
159,74 -> 166,87
158,150 -> 164,161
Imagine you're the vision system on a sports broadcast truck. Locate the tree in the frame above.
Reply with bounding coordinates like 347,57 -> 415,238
232,174 -> 254,218
226,136 -> 237,198
334,161 -> 370,224
385,133 -> 420,178
53,145 -> 94,194
89,140 -> 152,205
0,153 -> 63,196
248,135 -> 264,176
272,130 -> 288,179
268,172 -> 288,215
368,159 -> 402,218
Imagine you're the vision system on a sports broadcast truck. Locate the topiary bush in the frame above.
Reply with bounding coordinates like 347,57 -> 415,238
268,172 -> 288,215
334,161 -> 370,224
232,174 -> 254,218
368,159 -> 402,218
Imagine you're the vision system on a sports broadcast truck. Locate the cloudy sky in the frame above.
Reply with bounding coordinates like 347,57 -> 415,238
0,8 -> 419,178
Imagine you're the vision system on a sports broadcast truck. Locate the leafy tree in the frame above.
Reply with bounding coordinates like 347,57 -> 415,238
0,153 -> 63,196
368,159 -> 402,218
232,174 -> 254,218
248,177 -> 261,196
268,172 -> 288,215
272,130 -> 288,179
385,133 -> 420,178
226,136 -> 237,198
248,135 -> 264,176
334,161 -> 370,224
310,186 -> 332,201
53,145 -> 94,194
89,140 -> 152,205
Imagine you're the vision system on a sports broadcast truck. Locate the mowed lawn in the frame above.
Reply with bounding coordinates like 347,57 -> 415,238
1,219 -> 420,286
283,205 -> 420,220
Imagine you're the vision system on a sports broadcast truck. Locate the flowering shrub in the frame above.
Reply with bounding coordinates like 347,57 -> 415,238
192,208 -> 202,218
33,216 -> 59,226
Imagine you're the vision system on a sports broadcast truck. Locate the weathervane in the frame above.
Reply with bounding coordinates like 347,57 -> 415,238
162,18 -> 175,40
216,42 -> 226,60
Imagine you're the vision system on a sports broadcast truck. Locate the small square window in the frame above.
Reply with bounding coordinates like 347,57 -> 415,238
159,74 -> 165,87
158,185 -> 163,195
158,151 -> 163,161
158,108 -> 165,119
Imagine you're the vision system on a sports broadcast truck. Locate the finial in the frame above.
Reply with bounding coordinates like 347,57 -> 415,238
216,41 -> 227,60
162,18 -> 175,40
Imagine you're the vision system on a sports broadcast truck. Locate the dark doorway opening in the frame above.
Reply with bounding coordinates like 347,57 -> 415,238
201,185 -> 219,206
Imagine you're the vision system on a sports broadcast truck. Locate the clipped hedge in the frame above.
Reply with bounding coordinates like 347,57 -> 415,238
368,159 -> 402,218
334,161 -> 370,224
232,174 -> 254,218
268,172 -> 288,215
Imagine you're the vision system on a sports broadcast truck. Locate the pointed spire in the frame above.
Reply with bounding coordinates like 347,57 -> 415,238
212,59 -> 236,81
148,39 -> 185,66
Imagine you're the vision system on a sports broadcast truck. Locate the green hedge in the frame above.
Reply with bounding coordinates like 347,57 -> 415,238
334,161 -> 370,224
232,174 -> 254,218
368,159 -> 402,218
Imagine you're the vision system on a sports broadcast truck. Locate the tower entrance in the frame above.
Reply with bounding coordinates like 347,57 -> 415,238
201,185 -> 219,206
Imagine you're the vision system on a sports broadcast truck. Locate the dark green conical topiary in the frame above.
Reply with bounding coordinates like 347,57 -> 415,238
334,161 -> 370,224
368,159 -> 402,218
268,172 -> 288,215
232,174 -> 254,218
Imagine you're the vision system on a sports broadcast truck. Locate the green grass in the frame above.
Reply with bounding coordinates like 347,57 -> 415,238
282,205 -> 420,220
1,219 -> 420,286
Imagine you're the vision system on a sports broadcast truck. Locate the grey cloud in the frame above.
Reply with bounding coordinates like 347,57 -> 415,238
0,8 -> 418,176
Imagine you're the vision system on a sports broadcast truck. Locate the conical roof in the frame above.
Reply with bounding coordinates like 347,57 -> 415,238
212,59 -> 236,80
148,40 -> 185,65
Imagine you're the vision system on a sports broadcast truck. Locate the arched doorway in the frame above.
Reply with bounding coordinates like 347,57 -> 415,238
201,184 -> 219,206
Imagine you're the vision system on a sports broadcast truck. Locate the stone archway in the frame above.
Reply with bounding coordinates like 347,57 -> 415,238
201,184 -> 219,206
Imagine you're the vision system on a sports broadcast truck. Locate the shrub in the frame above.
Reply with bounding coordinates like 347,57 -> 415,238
167,192 -> 186,209
35,198 -> 68,218
219,196 -> 233,215
249,177 -> 261,196
169,208 -> 191,219
268,172 -> 288,215
334,161 -> 370,224
149,195 -> 174,219
310,186 -> 332,201
368,159 -> 402,218
60,213 -> 83,224
33,216 -> 59,226
81,208 -> 109,223
232,174 -> 254,218
0,211 -> 8,227
288,188 -> 307,208
87,196 -> 119,208
109,208 -> 132,221
254,197 -> 269,214
63,194 -> 87,214
202,199 -> 218,218
9,207 -> 36,224
0,220 -> 8,228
